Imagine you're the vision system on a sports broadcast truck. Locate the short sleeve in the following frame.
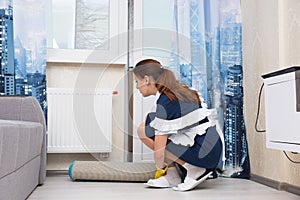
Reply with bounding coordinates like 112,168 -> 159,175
155,103 -> 167,120
148,94 -> 182,136
155,94 -> 181,121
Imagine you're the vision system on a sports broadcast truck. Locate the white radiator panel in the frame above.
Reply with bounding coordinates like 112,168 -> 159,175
47,88 -> 112,153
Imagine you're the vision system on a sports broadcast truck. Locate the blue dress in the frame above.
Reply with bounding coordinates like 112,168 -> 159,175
145,93 -> 224,170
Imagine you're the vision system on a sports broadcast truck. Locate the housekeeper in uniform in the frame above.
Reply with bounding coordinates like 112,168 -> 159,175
133,58 -> 225,191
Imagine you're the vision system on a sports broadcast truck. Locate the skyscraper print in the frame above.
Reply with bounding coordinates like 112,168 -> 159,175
170,0 -> 249,178
0,5 -> 15,95
0,0 -> 47,120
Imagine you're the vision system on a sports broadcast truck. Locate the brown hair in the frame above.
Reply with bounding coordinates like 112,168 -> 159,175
133,59 -> 201,104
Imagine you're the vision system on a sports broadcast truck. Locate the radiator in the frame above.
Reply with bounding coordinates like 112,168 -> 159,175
47,88 -> 113,153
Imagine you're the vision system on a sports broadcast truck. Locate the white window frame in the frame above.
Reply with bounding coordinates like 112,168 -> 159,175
47,0 -> 127,64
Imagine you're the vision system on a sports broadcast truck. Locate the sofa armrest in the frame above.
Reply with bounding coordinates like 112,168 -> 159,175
0,96 -> 46,184
0,96 -> 45,126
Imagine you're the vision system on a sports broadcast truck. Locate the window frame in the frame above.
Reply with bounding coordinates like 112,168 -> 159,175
46,0 -> 127,64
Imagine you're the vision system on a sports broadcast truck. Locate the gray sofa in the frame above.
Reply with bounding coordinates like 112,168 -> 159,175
0,96 -> 46,200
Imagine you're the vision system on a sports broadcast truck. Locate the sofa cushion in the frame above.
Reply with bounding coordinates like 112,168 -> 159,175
0,120 -> 43,179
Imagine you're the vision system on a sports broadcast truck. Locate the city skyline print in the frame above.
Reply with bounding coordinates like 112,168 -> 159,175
169,0 -> 250,178
0,0 -> 47,119
0,0 -> 249,178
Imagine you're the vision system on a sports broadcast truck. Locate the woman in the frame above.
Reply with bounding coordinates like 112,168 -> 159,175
134,59 -> 224,191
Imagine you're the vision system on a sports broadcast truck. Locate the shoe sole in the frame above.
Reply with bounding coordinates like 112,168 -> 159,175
143,182 -> 171,188
173,170 -> 213,191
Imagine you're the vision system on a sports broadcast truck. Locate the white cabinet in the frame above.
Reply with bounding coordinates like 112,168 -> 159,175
262,67 -> 300,152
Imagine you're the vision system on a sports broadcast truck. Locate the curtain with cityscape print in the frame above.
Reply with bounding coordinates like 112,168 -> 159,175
0,0 -> 47,120
169,0 -> 250,178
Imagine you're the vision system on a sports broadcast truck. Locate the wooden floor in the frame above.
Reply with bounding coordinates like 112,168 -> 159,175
28,175 -> 300,200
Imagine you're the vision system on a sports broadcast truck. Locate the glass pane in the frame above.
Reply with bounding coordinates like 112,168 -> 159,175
142,0 -> 174,58
47,0 -> 110,50
75,0 -> 110,50
49,0 -> 76,49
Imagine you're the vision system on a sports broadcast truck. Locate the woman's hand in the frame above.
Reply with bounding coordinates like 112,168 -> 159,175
154,164 -> 168,179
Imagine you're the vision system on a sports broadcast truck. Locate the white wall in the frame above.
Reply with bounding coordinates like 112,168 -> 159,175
46,62 -> 126,170
242,0 -> 300,187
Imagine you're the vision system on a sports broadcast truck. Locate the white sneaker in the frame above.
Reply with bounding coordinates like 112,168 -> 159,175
173,169 -> 213,191
144,176 -> 171,188
144,167 -> 181,188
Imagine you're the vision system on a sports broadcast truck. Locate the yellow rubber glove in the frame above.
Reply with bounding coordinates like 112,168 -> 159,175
154,165 -> 168,179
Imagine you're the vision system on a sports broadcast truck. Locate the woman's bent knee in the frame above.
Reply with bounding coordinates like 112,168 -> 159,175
137,122 -> 146,139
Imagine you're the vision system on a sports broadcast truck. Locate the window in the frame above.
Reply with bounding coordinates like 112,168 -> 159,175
46,0 -> 127,64
47,0 -> 109,50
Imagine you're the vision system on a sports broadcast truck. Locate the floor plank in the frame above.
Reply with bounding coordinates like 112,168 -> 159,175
28,175 -> 300,200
